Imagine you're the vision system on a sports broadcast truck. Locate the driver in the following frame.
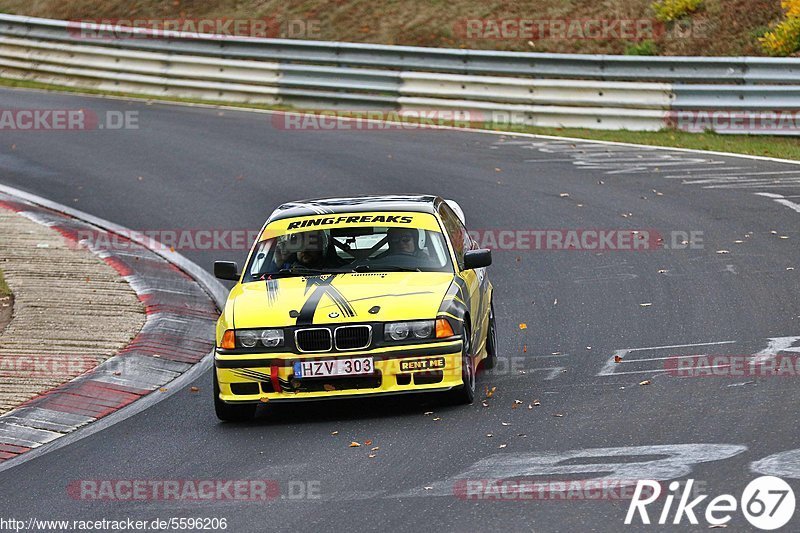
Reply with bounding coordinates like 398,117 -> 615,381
274,230 -> 327,270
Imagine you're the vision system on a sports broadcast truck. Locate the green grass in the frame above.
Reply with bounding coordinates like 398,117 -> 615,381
3,76 -> 800,162
0,269 -> 11,298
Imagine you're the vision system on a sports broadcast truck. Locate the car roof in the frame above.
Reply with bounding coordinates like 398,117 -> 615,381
267,195 -> 443,222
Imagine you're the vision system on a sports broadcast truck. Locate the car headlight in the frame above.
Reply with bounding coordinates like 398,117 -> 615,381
235,328 -> 284,348
385,320 -> 434,342
259,329 -> 284,348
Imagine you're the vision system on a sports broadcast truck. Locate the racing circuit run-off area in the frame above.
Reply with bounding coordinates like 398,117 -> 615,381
1,1 -> 800,532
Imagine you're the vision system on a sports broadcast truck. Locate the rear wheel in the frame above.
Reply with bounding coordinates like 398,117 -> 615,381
483,302 -> 498,370
213,371 -> 256,422
450,327 -> 475,404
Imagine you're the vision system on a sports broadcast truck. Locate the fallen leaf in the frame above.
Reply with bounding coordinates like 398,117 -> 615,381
424,486 -> 433,490
486,433 -> 493,438
528,404 -> 533,410
519,323 -> 527,330
424,411 -> 434,415
639,380 -> 651,386
512,404 -> 519,409
518,433 -> 527,438
432,417 -> 441,421
486,386 -> 497,398
559,192 -> 570,197
522,344 -> 527,353
734,240 -> 743,244
514,400 -> 523,404
481,401 -> 489,407
553,298 -> 558,305
364,440 -> 373,446
533,400 -> 541,406
498,444 -> 507,449
113,371 -> 121,376
331,431 -> 339,435
495,167 -> 502,172
502,422 -> 510,426
368,454 -> 377,459
780,235 -> 789,239
159,387 -> 167,392
614,355 -> 623,363
371,446 -> 380,451
586,346 -> 592,350
640,303 -> 652,307
190,386 -> 199,392
349,442 -> 361,448
323,384 -> 336,391
259,397 -> 269,403
770,230 -> 778,235
658,269 -> 668,274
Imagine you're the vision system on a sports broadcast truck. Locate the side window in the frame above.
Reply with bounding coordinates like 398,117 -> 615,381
437,203 -> 470,269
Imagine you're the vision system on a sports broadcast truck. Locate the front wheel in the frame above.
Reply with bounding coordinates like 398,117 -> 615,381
213,371 -> 256,422
449,327 -> 475,404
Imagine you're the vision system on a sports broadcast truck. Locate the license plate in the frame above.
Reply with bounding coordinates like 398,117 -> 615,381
293,357 -> 374,378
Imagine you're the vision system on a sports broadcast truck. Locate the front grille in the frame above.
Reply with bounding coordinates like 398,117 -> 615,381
295,328 -> 332,352
334,325 -> 372,350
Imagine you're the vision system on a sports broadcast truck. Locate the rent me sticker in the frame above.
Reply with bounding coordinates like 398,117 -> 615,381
400,357 -> 446,372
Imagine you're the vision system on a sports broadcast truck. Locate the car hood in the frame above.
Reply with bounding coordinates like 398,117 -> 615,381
230,272 -> 455,328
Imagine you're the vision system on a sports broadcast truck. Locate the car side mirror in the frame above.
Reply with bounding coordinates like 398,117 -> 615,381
214,261 -> 240,281
463,249 -> 491,270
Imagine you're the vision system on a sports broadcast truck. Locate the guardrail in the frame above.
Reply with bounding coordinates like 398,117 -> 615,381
1,14 -> 799,134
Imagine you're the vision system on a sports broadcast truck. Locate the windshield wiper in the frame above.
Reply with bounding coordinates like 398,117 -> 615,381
254,267 -> 330,279
350,265 -> 421,273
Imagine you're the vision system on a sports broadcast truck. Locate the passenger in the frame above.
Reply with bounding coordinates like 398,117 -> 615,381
386,227 -> 420,256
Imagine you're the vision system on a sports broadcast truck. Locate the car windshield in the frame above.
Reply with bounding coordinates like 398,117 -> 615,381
245,226 -> 454,280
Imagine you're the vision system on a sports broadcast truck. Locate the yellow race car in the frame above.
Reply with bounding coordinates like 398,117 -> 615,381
212,195 -> 495,421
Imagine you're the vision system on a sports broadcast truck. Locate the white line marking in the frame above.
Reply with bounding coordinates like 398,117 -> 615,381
771,196 -> 800,212
617,354 -> 720,364
753,336 -> 800,363
597,341 -> 736,376
661,167 -> 751,175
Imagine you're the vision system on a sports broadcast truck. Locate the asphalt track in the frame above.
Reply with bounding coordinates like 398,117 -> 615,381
1,87 -> 800,532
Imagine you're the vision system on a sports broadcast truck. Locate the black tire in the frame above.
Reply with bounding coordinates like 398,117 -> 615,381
450,327 -> 475,404
483,302 -> 498,370
213,370 -> 256,422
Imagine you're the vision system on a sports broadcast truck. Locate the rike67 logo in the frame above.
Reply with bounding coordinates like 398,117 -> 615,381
626,476 -> 795,530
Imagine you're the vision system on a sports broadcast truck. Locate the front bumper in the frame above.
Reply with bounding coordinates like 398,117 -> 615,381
214,339 -> 464,403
